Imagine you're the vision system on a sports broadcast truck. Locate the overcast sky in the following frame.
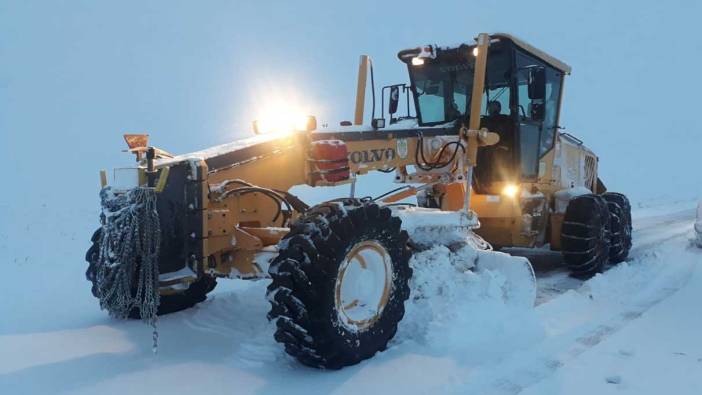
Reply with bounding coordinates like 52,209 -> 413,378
1,0 -> 700,215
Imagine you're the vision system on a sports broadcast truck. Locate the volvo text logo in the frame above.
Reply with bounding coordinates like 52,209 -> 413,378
349,148 -> 396,164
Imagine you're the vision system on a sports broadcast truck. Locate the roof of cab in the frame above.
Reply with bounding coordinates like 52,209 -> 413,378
491,33 -> 572,74
397,33 -> 572,75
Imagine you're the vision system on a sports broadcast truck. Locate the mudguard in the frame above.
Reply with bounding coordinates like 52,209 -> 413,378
152,159 -> 208,275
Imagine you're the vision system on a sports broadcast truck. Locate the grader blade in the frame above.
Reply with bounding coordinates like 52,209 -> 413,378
395,206 -> 536,307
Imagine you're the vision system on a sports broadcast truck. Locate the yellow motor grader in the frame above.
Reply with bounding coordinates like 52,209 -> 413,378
86,33 -> 631,369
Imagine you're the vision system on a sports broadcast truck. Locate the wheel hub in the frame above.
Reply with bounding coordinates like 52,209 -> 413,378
334,240 -> 392,331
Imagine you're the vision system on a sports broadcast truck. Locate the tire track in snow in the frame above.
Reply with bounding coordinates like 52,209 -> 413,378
457,207 -> 698,394
628,208 -> 695,256
476,265 -> 695,395
526,207 -> 696,305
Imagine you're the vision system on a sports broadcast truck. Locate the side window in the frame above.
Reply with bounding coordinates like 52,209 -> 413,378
516,73 -> 533,120
480,85 -> 510,116
452,74 -> 469,119
480,47 -> 512,117
516,51 -> 544,179
415,79 -> 447,124
540,68 -> 562,156
515,51 -> 564,179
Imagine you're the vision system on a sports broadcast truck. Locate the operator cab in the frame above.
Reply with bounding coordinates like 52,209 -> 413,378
398,34 -> 570,194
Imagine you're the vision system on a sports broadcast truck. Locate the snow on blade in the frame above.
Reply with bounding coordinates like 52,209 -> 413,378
394,205 -> 537,310
396,243 -> 541,361
394,206 -> 486,249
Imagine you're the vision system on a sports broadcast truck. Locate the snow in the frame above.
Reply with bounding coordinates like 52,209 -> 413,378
521,237 -> 702,395
394,206 -> 482,248
399,245 -> 542,363
2,199 -> 700,394
156,134 -> 280,166
553,186 -> 592,214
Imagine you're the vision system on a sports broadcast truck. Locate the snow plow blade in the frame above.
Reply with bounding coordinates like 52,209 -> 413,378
395,207 -> 537,307
473,249 -> 536,308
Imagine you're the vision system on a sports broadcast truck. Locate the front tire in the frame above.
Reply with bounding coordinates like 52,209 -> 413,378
85,228 -> 217,318
267,200 -> 412,369
561,194 -> 611,277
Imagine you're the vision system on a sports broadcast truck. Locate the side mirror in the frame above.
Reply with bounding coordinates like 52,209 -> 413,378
530,102 -> 545,121
528,67 -> 546,100
389,85 -> 400,115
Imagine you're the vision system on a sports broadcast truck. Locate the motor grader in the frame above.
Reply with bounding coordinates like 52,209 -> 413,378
86,33 -> 632,369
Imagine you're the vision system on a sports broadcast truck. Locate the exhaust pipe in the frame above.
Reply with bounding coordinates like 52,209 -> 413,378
354,55 -> 369,125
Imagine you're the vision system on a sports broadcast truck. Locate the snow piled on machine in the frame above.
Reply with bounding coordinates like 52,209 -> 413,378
394,206 -> 537,308
395,207 -> 485,249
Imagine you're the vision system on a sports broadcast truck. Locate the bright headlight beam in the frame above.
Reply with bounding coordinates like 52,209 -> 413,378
252,102 -> 313,135
502,184 -> 519,198
411,57 -> 425,66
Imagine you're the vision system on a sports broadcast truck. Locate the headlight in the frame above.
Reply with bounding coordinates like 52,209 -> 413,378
252,105 -> 317,135
502,184 -> 519,198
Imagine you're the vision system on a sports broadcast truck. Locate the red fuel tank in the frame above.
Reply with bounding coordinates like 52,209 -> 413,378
309,140 -> 350,183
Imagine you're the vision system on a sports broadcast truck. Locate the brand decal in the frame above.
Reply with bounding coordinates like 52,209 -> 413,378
396,139 -> 408,159
439,63 -> 472,73
348,148 -> 396,164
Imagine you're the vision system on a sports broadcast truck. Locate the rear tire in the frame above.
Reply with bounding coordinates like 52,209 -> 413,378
561,194 -> 611,277
602,192 -> 632,263
267,200 -> 412,369
85,228 -> 217,318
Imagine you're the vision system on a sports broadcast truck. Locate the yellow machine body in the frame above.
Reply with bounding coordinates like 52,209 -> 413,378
105,33 -> 601,291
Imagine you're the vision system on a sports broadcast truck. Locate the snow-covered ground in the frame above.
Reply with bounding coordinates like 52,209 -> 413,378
1,200 -> 700,394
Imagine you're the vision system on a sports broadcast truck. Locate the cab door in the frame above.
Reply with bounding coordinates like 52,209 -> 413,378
515,51 -> 565,245
516,52 -> 546,181
515,51 -> 564,182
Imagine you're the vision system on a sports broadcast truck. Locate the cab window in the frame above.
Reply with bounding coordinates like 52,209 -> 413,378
516,51 -> 563,179
516,52 -> 543,178
540,67 -> 563,156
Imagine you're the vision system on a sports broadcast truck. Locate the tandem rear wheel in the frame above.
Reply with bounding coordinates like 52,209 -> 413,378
560,192 -> 632,277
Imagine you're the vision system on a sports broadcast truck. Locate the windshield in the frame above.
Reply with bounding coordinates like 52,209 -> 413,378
410,57 -> 475,125
408,43 -> 512,126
